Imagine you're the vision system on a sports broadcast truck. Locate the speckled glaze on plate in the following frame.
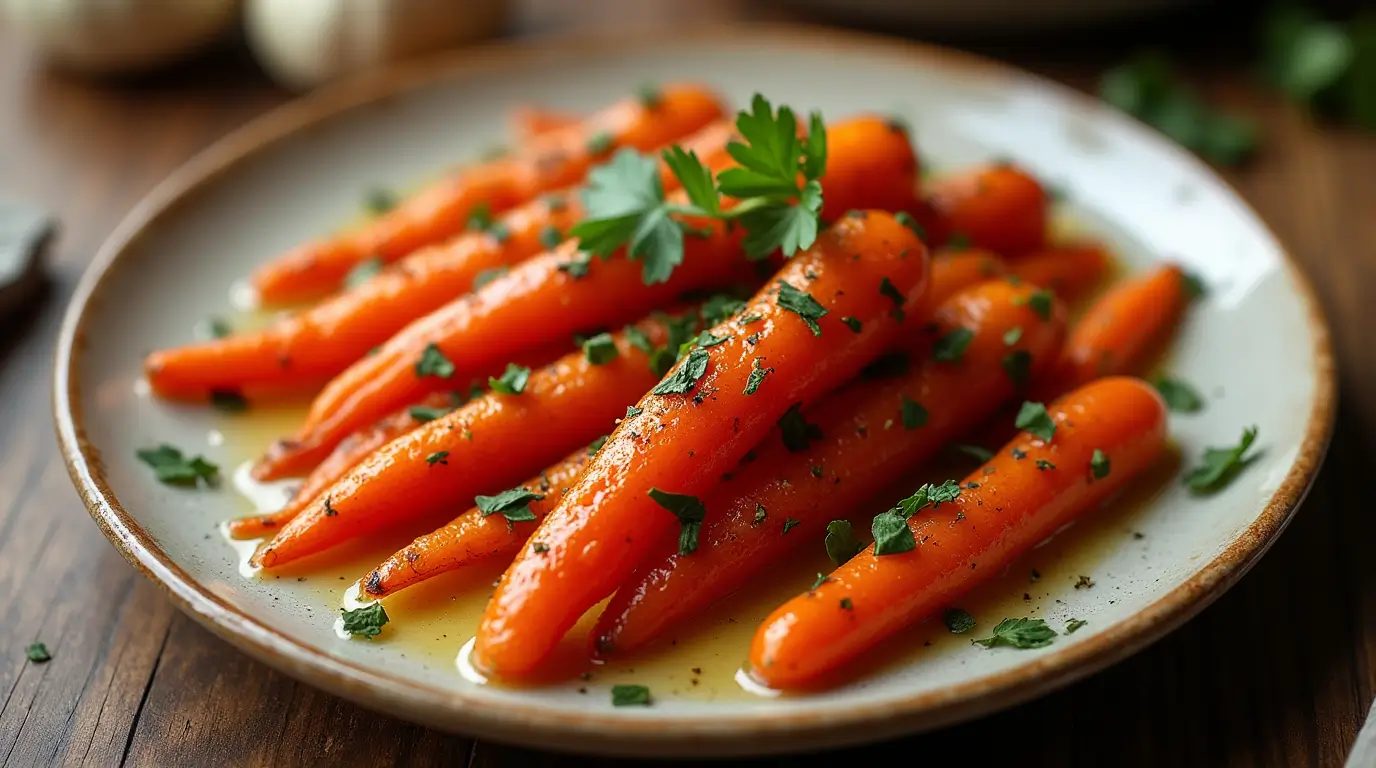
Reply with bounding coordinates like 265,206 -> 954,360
53,24 -> 1334,757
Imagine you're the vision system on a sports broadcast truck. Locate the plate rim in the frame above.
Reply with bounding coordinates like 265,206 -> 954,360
51,21 -> 1337,757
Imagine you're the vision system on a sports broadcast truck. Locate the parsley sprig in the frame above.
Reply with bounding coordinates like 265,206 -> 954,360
569,95 -> 827,284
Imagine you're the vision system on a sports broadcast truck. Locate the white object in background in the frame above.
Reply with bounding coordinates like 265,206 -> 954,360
0,0 -> 238,74
244,0 -> 508,91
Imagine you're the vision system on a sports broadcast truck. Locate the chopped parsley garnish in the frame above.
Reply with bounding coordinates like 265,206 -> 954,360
467,203 -> 494,232
901,397 -> 928,429
1184,426 -> 1260,493
472,266 -> 508,290
409,404 -> 454,423
558,252 -> 592,278
1153,375 -> 1205,413
569,95 -> 827,284
840,597 -> 854,611
1015,289 -> 1055,320
1014,401 -> 1056,442
879,276 -> 906,312
1036,459 -> 1056,471
323,497 -> 338,516
894,210 -> 926,240
648,488 -> 707,554
973,617 -> 1057,649
825,519 -> 862,565
340,603 -> 389,639
743,358 -> 773,395
136,444 -> 219,487
539,224 -> 563,250
652,348 -> 709,395
943,608 -> 976,634
897,480 -> 962,517
932,327 -> 975,362
1182,269 -> 1208,299
754,504 -> 768,524
489,363 -> 531,395
25,642 -> 51,663
1011,447 -> 1028,460
586,130 -> 614,155
635,82 -> 662,109
200,316 -> 232,340
871,509 -> 915,556
425,451 -> 449,466
840,316 -> 863,333
810,572 -> 830,591
778,403 -> 823,452
415,343 -> 455,379
956,444 -> 995,463
611,684 -> 651,706
582,332 -> 620,365
625,405 -> 643,418
1090,449 -> 1111,479
700,294 -> 747,325
624,324 -> 654,354
209,390 -> 248,414
476,487 -> 544,523
782,517 -> 801,535
1066,619 -> 1089,634
345,257 -> 384,289
364,187 -> 398,215
693,331 -> 731,348
587,435 -> 609,455
1002,350 -> 1032,388
1003,326 -> 1023,346
544,193 -> 568,212
776,283 -> 828,337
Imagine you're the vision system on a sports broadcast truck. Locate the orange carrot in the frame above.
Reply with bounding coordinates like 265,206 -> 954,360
473,210 -> 929,679
253,116 -> 921,480
250,84 -> 726,305
143,121 -> 737,403
928,163 -> 1048,256
1007,242 -> 1112,305
356,249 -> 1000,597
748,376 -> 1168,689
252,316 -> 683,569
1042,263 -> 1187,395
594,280 -> 1067,654
359,445 -> 593,598
511,106 -> 580,140
917,250 -> 1006,317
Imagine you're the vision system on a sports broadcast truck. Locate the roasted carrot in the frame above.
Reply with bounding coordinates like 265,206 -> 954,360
1042,263 -> 1188,395
594,280 -> 1067,654
1007,242 -> 1112,305
253,116 -> 921,480
928,163 -> 1048,256
250,84 -> 726,305
748,376 -> 1168,689
473,210 -> 930,678
143,121 -> 738,403
917,250 -> 1005,317
511,106 -> 579,140
250,316 -> 683,569
359,445 -> 593,598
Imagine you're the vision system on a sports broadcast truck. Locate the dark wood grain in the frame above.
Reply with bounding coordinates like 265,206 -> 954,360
2,2 -> 1375,766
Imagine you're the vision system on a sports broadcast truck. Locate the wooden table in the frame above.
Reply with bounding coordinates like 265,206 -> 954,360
3,3 -> 1374,765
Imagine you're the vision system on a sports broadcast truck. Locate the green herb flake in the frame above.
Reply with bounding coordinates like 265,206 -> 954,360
1014,401 -> 1056,442
533,542 -> 549,554
1066,619 -> 1089,634
700,294 -> 747,325
466,203 -> 494,232
810,572 -> 830,591
25,642 -> 51,663
693,330 -> 731,348
209,390 -> 248,414
932,327 -> 975,362
956,444 -> 995,463
782,517 -> 801,535
635,82 -> 662,109
582,332 -> 620,365
652,348 -> 709,395
586,130 -> 614,156
611,684 -> 651,706
879,276 -> 906,310
840,316 -> 863,333
538,224 -> 564,250
136,444 -> 219,487
425,451 -> 450,466
776,282 -> 829,337
625,405 -> 643,419
778,403 -> 823,452
476,487 -> 544,523
200,316 -> 232,340
558,252 -> 592,279
409,405 -> 454,423
648,488 -> 707,555
840,597 -> 854,611
472,266 -> 508,290
341,603 -> 389,639
588,435 -> 609,456
345,257 -> 385,290
1002,350 -> 1032,388
947,232 -> 972,249
871,510 -> 916,556
972,617 -> 1057,649
624,324 -> 654,354
364,187 -> 398,215
1153,375 -> 1205,413
1003,326 -> 1023,346
1184,426 -> 1260,493
323,496 -> 338,517
1090,449 -> 1111,480
901,397 -> 928,430
825,519 -> 862,565
415,343 -> 456,379
896,480 -> 962,518
1036,459 -> 1056,471
489,363 -> 532,395
894,210 -> 926,240
944,608 -> 976,634
1014,289 -> 1055,320
754,504 -> 768,524
744,358 -> 773,395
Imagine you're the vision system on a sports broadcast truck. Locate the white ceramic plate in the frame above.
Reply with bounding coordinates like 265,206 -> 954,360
54,24 -> 1334,757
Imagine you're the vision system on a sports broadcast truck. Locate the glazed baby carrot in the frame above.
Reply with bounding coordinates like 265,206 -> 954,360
928,162 -> 1049,256
250,84 -> 726,304
511,106 -> 579,140
253,116 -> 921,480
1007,242 -> 1112,305
594,280 -> 1067,654
1043,263 -> 1188,395
749,376 -> 1168,689
359,445 -> 593,598
143,121 -> 738,402
251,317 -> 680,568
473,210 -> 929,678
